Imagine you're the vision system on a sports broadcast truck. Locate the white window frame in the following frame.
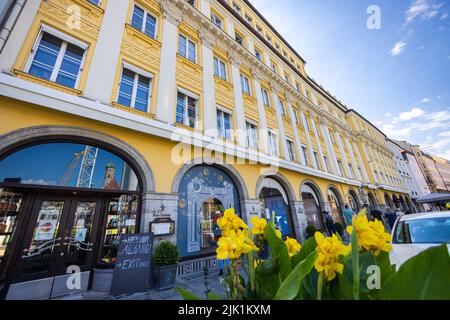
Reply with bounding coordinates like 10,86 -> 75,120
313,151 -> 321,170
286,139 -> 296,162
261,88 -> 270,107
210,11 -> 223,29
323,155 -> 330,173
278,98 -> 286,116
337,160 -> 344,177
25,24 -> 88,89
116,62 -> 154,112
246,119 -> 259,149
268,131 -> 279,156
177,88 -> 199,129
131,3 -> 158,39
301,145 -> 309,166
213,57 -> 227,81
178,33 -> 197,63
240,74 -> 251,95
217,106 -> 233,140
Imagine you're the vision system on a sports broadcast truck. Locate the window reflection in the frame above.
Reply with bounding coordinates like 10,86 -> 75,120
100,195 -> 138,264
0,143 -> 139,191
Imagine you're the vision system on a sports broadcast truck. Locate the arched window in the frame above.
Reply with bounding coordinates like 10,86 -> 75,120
0,142 -> 139,191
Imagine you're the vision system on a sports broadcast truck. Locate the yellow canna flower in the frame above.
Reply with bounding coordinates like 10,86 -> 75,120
275,229 -> 282,239
251,217 -> 267,235
285,237 -> 302,257
314,232 -> 350,281
347,212 -> 392,256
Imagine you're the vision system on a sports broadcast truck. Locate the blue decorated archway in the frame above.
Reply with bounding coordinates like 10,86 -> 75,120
176,165 -> 241,257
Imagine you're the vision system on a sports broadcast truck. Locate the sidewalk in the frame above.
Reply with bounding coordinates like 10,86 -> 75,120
62,269 -> 227,300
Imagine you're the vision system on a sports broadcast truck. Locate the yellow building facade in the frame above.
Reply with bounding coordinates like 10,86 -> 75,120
0,0 -> 414,299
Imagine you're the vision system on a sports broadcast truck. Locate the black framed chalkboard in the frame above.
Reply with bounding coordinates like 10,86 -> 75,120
110,233 -> 154,296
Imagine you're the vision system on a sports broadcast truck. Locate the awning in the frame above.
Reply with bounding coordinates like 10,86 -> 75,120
416,192 -> 450,203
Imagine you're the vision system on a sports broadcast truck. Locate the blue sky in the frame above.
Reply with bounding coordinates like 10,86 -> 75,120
252,0 -> 450,159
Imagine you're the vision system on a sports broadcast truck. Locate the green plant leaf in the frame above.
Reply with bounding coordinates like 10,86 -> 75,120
291,237 -> 317,267
176,287 -> 203,300
264,223 -> 291,280
275,251 -> 317,300
382,244 -> 450,300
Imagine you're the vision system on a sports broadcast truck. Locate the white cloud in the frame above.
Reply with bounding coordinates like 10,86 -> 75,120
398,107 -> 426,121
438,131 -> 450,138
441,13 -> 449,19
390,41 -> 407,56
384,112 -> 392,117
422,98 -> 431,103
404,0 -> 445,24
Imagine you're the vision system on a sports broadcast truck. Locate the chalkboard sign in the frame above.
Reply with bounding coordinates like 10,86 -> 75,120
110,233 -> 153,296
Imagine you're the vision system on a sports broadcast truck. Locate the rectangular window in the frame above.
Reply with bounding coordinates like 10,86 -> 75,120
256,25 -> 263,34
178,34 -> 196,63
88,0 -> 101,6
176,90 -> 198,128
337,160 -> 344,177
232,2 -> 241,15
284,72 -> 290,84
270,62 -> 277,74
245,14 -> 253,25
117,66 -> 152,112
27,31 -> 86,89
313,151 -> 321,170
235,31 -> 244,46
313,121 -> 320,136
261,88 -> 270,107
323,156 -> 330,172
287,140 -> 296,162
304,116 -> 311,132
214,57 -> 227,80
268,132 -> 279,156
246,121 -> 258,149
293,108 -> 300,125
329,131 -> 335,144
279,99 -> 286,116
255,48 -> 262,61
131,4 -> 157,39
348,164 -> 355,179
302,146 -> 309,166
217,108 -> 233,140
240,74 -> 251,95
210,12 -> 223,29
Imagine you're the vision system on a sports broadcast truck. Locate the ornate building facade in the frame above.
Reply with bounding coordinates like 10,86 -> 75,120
0,0 -> 413,299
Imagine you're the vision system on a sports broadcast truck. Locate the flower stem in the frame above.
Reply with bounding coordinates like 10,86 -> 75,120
351,228 -> 360,300
317,272 -> 324,300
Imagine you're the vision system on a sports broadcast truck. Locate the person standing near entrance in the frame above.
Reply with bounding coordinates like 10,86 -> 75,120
323,211 -> 336,236
385,208 -> 397,231
343,204 -> 354,226
395,207 -> 405,219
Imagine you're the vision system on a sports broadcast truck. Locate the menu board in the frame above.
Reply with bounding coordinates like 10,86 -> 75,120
110,233 -> 154,296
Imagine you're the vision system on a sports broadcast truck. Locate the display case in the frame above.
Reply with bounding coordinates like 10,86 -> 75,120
0,189 -> 24,266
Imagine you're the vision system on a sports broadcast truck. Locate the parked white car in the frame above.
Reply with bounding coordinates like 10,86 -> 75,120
390,211 -> 450,269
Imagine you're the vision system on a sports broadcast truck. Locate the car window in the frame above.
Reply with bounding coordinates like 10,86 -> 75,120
394,217 -> 450,244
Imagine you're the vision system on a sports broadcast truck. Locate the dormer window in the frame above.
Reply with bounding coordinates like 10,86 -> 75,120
232,2 -> 241,15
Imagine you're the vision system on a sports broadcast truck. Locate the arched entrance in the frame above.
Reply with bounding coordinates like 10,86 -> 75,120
367,192 -> 378,210
384,193 -> 395,211
301,181 -> 325,232
348,189 -> 361,211
175,165 -> 241,257
327,187 -> 345,225
0,126 -> 153,300
257,177 -> 295,238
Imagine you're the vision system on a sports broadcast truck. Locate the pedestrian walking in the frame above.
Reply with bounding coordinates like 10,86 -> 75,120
385,208 -> 397,231
343,204 -> 354,226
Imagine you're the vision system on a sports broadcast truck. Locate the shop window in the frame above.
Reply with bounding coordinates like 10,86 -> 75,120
0,143 -> 139,191
26,28 -> 87,89
131,4 -> 157,39
117,65 -> 153,112
100,195 -> 139,264
200,198 -> 224,250
176,90 -> 198,128
0,190 -> 23,269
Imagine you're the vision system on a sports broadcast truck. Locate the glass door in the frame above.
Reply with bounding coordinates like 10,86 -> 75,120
12,195 -> 102,283
14,195 -> 69,282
